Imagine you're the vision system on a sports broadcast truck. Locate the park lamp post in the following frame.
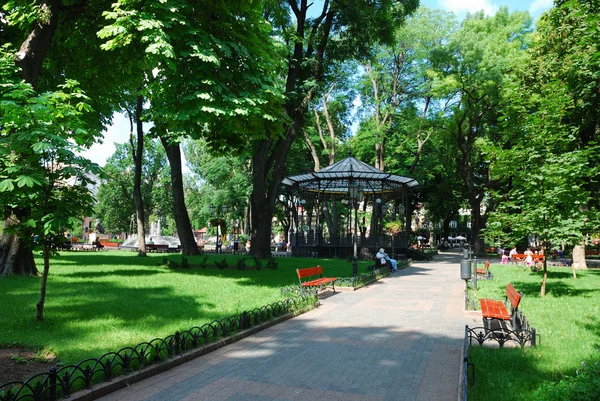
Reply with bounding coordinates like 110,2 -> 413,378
398,202 -> 406,241
375,198 -> 389,247
349,183 -> 364,276
295,199 -> 306,248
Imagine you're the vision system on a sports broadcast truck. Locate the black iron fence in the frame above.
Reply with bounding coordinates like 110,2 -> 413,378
461,325 -> 474,401
0,294 -> 316,401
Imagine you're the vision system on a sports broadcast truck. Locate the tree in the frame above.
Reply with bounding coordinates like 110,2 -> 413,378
485,0 -> 600,295
250,0 -> 419,257
99,0 -> 283,256
0,53 -> 100,319
182,139 -> 252,236
95,139 -> 171,235
1,0 -> 126,274
430,8 -> 532,254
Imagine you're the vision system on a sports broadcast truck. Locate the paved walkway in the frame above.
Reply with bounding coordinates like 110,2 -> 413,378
99,251 -> 480,401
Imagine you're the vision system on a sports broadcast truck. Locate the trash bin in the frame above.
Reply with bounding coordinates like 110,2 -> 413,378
463,249 -> 470,259
460,260 -> 472,280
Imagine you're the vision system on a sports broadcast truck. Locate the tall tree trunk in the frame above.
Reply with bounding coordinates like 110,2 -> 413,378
0,215 -> 37,276
15,0 -> 61,89
130,96 -> 147,256
250,3 -> 334,257
468,195 -> 485,254
35,245 -> 51,320
572,244 -> 588,269
1,0 -> 61,276
159,135 -> 199,256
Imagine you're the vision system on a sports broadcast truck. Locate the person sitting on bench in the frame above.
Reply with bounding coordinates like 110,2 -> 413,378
376,248 -> 397,272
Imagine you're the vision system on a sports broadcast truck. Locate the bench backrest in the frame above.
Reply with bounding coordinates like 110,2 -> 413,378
505,283 -> 521,310
297,266 -> 323,280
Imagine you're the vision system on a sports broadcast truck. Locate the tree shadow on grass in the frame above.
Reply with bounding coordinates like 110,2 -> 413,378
1,278 -> 221,364
513,280 -> 600,298
52,252 -> 161,267
579,315 -> 600,349
59,269 -> 168,279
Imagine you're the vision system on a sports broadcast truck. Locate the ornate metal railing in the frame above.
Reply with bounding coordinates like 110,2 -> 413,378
461,325 -> 474,401
466,324 -> 538,348
0,294 -> 316,401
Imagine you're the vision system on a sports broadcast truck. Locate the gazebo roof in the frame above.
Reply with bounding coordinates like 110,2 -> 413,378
282,156 -> 419,195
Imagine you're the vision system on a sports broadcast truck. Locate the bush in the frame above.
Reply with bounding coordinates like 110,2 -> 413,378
215,258 -> 229,269
198,256 -> 208,269
266,258 -> 278,270
236,258 -> 247,271
181,256 -> 189,269
253,256 -> 263,270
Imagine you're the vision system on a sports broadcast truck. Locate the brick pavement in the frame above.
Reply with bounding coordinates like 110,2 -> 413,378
96,251 -> 480,401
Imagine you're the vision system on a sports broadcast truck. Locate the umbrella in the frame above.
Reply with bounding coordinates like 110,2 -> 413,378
455,235 -> 467,241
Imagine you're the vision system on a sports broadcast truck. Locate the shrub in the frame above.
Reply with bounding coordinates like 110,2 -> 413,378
215,258 -> 229,269
181,256 -> 189,269
266,258 -> 278,270
198,256 -> 208,269
253,256 -> 263,270
236,258 -> 247,271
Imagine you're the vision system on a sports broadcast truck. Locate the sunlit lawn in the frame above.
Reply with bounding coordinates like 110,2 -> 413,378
468,262 -> 600,401
0,251 -> 370,364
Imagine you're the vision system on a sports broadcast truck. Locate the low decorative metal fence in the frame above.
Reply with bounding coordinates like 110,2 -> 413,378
461,325 -> 474,401
466,324 -> 538,348
0,293 -> 316,401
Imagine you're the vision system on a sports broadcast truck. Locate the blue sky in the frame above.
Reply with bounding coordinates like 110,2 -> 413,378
84,0 -> 555,168
422,0 -> 553,21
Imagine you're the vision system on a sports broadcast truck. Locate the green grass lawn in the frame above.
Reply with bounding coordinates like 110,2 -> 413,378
0,251 -> 370,365
468,263 -> 600,401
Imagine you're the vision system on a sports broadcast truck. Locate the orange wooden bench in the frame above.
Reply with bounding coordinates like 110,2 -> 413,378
476,261 -> 492,279
296,266 -> 337,293
99,241 -> 119,248
512,253 -> 544,262
480,283 -> 523,330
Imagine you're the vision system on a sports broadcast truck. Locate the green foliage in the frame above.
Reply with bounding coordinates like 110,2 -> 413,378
215,258 -> 229,270
266,258 -> 278,270
0,46 -> 100,249
253,256 -> 263,271
484,1 -> 600,249
95,140 -> 172,234
198,256 -> 208,269
236,258 -> 247,271
98,0 -> 285,150
182,139 -> 250,231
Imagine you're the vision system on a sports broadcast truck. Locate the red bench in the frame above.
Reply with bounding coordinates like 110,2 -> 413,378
480,283 -> 523,331
296,266 -> 337,293
476,261 -> 491,278
512,253 -> 544,262
99,241 -> 119,248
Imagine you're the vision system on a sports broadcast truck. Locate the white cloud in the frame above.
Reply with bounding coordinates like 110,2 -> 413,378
438,0 -> 499,16
529,0 -> 553,15
80,113 -> 130,167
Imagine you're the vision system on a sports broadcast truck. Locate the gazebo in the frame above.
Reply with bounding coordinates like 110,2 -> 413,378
282,155 -> 419,270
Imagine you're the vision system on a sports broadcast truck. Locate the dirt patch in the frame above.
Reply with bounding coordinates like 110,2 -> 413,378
0,348 -> 56,385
